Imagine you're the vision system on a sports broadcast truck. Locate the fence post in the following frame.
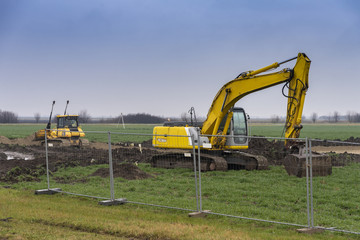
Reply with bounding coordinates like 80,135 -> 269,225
98,131 -> 127,206
305,137 -> 310,227
35,129 -> 62,195
309,139 -> 314,228
44,129 -> 50,190
191,133 -> 199,212
108,132 -> 115,201
197,128 -> 202,212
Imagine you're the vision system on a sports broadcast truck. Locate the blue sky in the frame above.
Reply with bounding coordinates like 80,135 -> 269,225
1,0 -> 360,118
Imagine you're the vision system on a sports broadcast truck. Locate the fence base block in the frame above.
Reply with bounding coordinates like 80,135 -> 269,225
296,228 -> 324,234
98,198 -> 127,206
188,210 -> 211,218
35,188 -> 62,195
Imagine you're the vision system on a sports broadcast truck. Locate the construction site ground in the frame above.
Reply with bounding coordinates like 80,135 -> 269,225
1,135 -> 360,183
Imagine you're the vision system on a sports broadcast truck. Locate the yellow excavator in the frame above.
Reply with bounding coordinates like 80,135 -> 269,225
152,53 -> 313,171
34,101 -> 89,147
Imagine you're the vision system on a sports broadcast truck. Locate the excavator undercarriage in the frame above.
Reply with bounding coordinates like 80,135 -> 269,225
150,150 -> 268,171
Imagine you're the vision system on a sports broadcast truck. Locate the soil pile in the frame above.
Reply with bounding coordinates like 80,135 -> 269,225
245,138 -> 288,165
91,163 -> 153,180
0,135 -> 40,146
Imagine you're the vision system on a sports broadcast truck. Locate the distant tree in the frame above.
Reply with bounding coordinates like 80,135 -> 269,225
346,111 -> 360,123
123,113 -> 165,123
333,111 -> 339,123
311,113 -> 318,123
354,113 -> 360,123
78,110 -> 91,123
327,113 -> 332,123
271,115 -> 280,124
0,110 -> 18,123
34,112 -> 41,123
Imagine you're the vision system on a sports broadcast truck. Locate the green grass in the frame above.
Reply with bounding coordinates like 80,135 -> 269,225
7,163 -> 360,234
2,188 -> 356,240
250,123 -> 360,140
0,124 -> 44,139
82,124 -> 156,143
2,123 -> 360,143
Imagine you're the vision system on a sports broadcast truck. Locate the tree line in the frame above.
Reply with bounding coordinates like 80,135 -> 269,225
271,111 -> 360,124
45,111 -> 165,124
0,110 -> 18,123
97,113 -> 166,124
4,108 -> 360,124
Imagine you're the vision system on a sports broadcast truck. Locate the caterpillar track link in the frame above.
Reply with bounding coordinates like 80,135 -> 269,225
150,150 -> 268,171
224,151 -> 269,170
41,138 -> 89,147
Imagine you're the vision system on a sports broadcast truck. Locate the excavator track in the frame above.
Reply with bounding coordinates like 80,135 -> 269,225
41,139 -> 71,147
224,151 -> 269,170
150,150 -> 268,171
41,138 -> 89,147
151,151 -> 228,171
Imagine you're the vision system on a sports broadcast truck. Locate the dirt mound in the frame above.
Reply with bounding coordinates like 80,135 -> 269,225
91,163 -> 153,180
0,136 -> 11,145
0,134 -> 40,146
245,137 -> 288,165
15,134 -> 39,146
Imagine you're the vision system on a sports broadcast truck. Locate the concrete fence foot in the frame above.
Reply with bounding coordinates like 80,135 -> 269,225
98,198 -> 127,206
297,228 -> 324,234
188,210 -> 211,218
35,188 -> 62,195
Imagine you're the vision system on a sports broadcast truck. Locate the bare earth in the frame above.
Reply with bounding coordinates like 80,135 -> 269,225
1,134 -> 360,182
312,146 -> 360,154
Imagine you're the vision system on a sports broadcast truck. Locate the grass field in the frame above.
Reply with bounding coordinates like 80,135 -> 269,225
2,163 -> 360,239
1,123 -> 360,142
1,123 -> 360,239
7,162 -> 360,232
2,187 -> 356,240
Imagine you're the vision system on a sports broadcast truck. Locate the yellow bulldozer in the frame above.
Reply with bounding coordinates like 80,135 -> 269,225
34,101 -> 89,147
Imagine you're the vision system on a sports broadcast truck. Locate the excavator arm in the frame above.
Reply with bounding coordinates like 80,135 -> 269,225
201,53 -> 311,147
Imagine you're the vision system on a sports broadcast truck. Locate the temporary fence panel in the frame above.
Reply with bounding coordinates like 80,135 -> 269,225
44,130 -> 111,199
110,132 -> 200,211
198,135 -> 310,227
35,129 -> 360,235
310,139 -> 360,234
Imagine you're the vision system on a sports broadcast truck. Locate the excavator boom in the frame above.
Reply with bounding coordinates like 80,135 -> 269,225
201,53 -> 310,147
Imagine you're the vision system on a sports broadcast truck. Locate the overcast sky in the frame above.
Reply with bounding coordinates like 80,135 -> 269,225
1,0 -> 359,119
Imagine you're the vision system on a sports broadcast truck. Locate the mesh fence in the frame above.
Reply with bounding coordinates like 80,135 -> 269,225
310,139 -> 360,233
110,132 -> 199,211
45,130 -> 111,199
35,130 -> 360,234
198,135 -> 310,227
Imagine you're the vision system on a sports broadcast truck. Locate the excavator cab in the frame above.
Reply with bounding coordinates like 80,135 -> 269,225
211,107 -> 249,150
225,108 -> 248,146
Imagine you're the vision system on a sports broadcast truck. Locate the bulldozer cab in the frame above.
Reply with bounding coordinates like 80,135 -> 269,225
57,115 -> 79,130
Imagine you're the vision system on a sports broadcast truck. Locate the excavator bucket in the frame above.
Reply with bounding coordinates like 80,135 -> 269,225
283,151 -> 332,178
